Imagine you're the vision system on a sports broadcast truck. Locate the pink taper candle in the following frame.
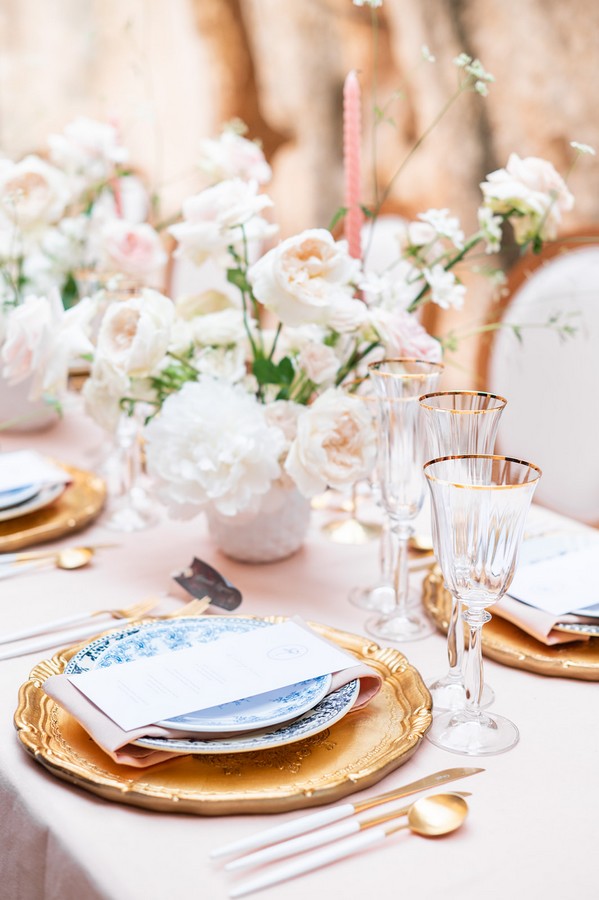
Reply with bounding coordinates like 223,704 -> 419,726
343,70 -> 365,260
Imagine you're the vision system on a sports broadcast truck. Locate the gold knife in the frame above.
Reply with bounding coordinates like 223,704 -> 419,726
209,766 -> 484,860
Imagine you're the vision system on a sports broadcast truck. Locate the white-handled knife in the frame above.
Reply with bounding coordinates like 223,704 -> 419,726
228,827 -> 397,898
210,767 -> 483,860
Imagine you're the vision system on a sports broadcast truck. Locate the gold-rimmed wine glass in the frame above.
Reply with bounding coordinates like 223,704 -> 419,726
424,454 -> 541,755
366,358 -> 443,642
419,390 -> 507,710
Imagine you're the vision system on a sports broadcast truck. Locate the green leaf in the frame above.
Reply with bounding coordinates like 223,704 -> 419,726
252,355 -> 295,387
360,205 -> 375,219
227,268 -> 251,292
328,207 -> 347,232
61,273 -> 79,309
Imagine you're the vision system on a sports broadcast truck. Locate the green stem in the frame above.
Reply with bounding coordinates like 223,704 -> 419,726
406,233 -> 484,313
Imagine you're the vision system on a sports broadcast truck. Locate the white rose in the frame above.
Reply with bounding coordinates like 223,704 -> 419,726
198,130 -> 272,185
298,340 -> 339,385
1,291 -> 95,400
145,379 -> 286,517
190,308 -> 248,347
94,288 -> 174,377
98,220 -> 167,278
48,117 -> 128,185
249,229 -> 361,328
285,388 -> 377,496
175,290 -> 236,320
168,178 -> 277,267
0,156 -> 71,228
367,307 -> 442,363
480,154 -> 574,243
264,399 -> 301,446
1,295 -> 54,386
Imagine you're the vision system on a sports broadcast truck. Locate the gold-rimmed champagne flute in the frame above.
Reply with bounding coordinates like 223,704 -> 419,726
424,455 -> 541,755
366,358 -> 443,641
419,391 -> 507,710
340,377 -> 394,610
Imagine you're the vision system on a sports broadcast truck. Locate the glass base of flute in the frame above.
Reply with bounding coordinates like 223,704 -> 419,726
427,609 -> 518,755
365,523 -> 434,642
427,596 -> 495,711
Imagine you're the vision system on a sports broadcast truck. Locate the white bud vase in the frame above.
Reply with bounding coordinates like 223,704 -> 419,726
206,484 -> 311,563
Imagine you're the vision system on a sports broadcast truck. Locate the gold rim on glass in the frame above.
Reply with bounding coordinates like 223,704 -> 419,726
419,391 -> 508,414
423,454 -> 542,490
368,358 -> 445,380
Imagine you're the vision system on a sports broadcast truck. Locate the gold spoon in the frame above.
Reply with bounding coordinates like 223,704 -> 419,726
0,544 -> 118,569
229,794 -> 469,896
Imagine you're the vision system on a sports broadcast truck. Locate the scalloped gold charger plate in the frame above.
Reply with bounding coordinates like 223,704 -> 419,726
422,569 -> 599,681
0,464 -> 106,551
14,617 -> 432,816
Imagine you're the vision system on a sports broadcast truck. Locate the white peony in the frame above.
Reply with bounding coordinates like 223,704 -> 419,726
94,288 -> 174,377
168,178 -> 277,267
285,388 -> 377,496
198,130 -> 272,185
0,155 -> 71,229
480,154 -> 574,243
249,229 -> 361,328
144,379 -> 286,517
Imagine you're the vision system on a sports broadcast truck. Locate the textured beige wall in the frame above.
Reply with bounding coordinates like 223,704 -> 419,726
1,0 -> 597,384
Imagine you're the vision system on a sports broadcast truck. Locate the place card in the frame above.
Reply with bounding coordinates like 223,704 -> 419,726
509,545 -> 599,617
0,450 -> 71,493
66,620 -> 358,731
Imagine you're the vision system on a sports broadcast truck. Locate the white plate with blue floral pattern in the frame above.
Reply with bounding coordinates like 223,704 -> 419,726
64,616 -> 358,747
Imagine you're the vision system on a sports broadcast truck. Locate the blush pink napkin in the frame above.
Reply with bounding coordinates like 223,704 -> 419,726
494,595 -> 593,645
43,663 -> 382,768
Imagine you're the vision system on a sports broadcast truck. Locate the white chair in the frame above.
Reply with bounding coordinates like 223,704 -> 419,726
479,232 -> 599,526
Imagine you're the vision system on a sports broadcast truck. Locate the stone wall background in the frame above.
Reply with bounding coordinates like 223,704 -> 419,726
1,0 -> 597,384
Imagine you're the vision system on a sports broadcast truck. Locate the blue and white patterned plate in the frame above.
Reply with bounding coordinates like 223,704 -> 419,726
134,677 -> 359,755
0,482 -> 65,522
0,483 -> 39,510
64,616 -> 352,740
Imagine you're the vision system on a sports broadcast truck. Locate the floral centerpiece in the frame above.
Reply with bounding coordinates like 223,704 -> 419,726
0,116 -> 166,423
80,3 -> 591,558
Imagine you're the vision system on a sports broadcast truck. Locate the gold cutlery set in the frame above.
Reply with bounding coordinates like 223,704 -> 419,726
211,767 -> 483,897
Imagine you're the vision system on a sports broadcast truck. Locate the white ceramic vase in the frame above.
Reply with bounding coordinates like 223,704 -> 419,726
206,483 -> 311,564
0,376 -> 60,433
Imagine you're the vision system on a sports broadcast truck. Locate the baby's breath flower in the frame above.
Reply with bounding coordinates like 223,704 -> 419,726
453,53 -> 472,69
570,141 -> 596,156
418,208 -> 465,249
477,207 -> 503,254
353,0 -> 383,7
421,45 -> 436,63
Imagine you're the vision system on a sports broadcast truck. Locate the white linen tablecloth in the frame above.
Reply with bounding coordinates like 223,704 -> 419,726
0,399 -> 597,900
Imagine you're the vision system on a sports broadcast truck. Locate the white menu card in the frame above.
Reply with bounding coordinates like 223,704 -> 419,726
66,620 -> 358,731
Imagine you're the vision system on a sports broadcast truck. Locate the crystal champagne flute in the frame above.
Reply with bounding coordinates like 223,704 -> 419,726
424,455 -> 541,755
419,391 -> 507,710
366,358 -> 443,641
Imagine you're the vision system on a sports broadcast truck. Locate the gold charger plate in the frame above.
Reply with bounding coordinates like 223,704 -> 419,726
423,569 -> 599,681
0,464 -> 106,551
14,617 -> 432,816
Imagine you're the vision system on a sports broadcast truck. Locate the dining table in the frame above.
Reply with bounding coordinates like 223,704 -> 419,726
0,393 -> 597,900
